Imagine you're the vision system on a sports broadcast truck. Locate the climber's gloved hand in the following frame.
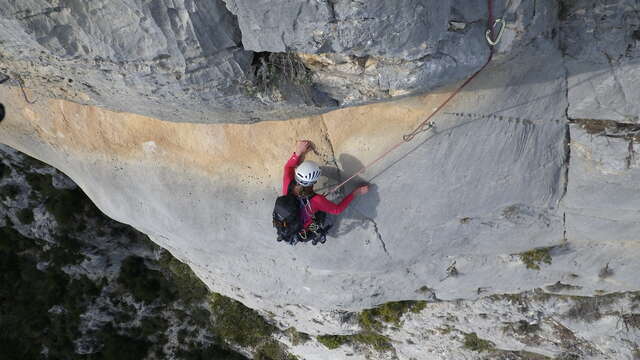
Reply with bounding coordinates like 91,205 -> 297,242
295,140 -> 311,156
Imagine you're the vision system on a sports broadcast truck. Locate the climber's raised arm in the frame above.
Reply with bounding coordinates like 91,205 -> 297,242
310,185 -> 369,215
283,140 -> 310,195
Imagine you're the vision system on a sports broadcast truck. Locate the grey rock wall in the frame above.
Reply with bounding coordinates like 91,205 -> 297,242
562,0 -> 640,123
0,0 -> 336,123
226,0 -> 492,104
226,0 -> 451,58
563,122 -> 640,243
0,0 -> 527,122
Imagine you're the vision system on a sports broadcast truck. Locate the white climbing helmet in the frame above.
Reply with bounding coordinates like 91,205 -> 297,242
295,161 -> 321,186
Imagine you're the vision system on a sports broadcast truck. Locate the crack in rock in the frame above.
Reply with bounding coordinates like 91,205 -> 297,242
561,55 -> 571,203
319,116 -> 340,171
325,0 -> 338,23
365,216 -> 388,255
562,212 -> 567,242
626,137 -> 636,169
317,115 -> 343,195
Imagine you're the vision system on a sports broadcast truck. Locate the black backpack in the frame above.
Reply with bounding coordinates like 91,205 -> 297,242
272,194 -> 303,244
272,181 -> 329,245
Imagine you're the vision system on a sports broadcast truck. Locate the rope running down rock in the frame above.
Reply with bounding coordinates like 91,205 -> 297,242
329,0 -> 503,194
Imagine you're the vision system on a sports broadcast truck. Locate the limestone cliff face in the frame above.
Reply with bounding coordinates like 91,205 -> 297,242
0,0 -> 499,123
1,0 -> 640,358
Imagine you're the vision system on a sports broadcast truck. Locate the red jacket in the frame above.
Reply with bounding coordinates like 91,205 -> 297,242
283,153 -> 355,227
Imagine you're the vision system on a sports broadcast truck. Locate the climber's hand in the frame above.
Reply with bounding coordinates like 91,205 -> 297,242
295,140 -> 311,156
354,185 -> 369,196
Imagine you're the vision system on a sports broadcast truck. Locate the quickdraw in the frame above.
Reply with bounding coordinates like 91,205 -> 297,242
486,18 -> 506,46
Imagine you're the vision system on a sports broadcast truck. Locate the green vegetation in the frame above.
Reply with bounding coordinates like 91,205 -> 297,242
96,325 -> 153,360
25,172 -> 55,196
317,334 -> 350,349
118,256 -> 177,304
285,327 -> 311,346
16,207 -> 33,224
159,251 -> 209,303
254,341 -> 299,360
44,187 -> 90,229
518,247 -> 552,270
0,222 -> 253,360
208,293 -> 276,347
0,226 -> 102,360
317,332 -> 393,352
139,316 -> 170,340
463,332 -> 495,352
206,293 -> 299,359
358,300 -> 427,331
0,184 -> 19,200
316,300 -> 426,353
22,171 -> 100,231
48,234 -> 87,266
351,332 -> 394,351
0,162 -> 7,178
244,52 -> 313,99
175,346 -> 247,360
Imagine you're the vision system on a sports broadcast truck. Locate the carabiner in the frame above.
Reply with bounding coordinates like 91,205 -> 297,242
486,18 -> 506,46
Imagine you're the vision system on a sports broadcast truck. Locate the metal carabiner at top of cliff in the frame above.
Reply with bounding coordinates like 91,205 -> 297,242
486,18 -> 506,46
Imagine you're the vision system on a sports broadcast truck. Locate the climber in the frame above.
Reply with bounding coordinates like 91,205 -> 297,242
274,140 -> 368,245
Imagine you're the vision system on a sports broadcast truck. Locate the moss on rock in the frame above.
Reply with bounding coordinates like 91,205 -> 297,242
317,332 -> 393,352
358,300 -> 427,331
317,334 -> 349,349
518,247 -> 552,270
463,332 -> 495,352
208,293 -> 276,348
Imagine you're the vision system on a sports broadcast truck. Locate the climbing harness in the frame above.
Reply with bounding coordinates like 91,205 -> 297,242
329,0 -> 507,194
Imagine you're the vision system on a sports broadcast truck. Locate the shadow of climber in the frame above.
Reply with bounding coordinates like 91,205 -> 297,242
322,153 -> 381,239
0,103 -> 4,122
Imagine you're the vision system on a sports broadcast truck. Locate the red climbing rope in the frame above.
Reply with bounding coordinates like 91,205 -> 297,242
329,0 -> 503,194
